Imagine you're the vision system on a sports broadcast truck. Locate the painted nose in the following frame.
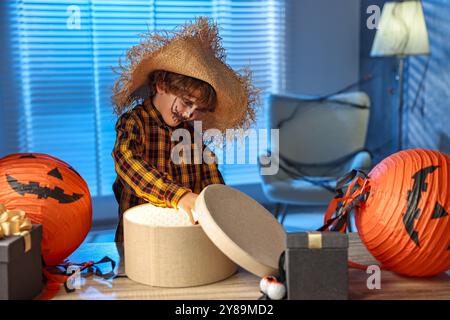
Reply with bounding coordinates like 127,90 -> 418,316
181,106 -> 195,119
175,102 -> 187,114
182,109 -> 193,118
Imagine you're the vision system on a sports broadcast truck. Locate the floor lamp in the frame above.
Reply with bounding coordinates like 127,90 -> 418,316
370,0 -> 430,150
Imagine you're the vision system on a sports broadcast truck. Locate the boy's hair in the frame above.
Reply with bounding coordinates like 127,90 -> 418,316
148,70 -> 217,112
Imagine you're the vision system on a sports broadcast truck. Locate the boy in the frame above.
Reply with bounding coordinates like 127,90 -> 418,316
111,17 -> 258,242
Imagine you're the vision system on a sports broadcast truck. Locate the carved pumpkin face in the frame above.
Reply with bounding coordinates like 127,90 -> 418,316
0,153 -> 92,265
356,149 -> 450,277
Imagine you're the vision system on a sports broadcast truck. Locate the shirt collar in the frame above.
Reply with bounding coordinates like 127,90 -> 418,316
144,98 -> 166,128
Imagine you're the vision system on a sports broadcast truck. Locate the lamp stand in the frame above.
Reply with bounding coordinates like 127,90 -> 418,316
397,55 -> 406,150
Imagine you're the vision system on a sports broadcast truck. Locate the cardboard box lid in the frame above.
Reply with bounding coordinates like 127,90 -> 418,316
286,231 -> 348,249
194,184 -> 286,277
0,224 -> 42,263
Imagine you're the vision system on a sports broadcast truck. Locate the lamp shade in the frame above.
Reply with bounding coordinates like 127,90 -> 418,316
371,1 -> 430,57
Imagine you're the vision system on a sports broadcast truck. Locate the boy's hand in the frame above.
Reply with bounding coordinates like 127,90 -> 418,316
177,192 -> 199,225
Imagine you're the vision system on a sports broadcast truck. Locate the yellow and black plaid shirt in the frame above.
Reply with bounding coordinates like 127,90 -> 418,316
112,99 -> 224,242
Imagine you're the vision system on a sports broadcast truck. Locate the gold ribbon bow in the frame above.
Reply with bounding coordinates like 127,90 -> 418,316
0,204 -> 33,252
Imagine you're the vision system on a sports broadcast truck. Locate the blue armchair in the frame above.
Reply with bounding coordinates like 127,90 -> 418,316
258,91 -> 372,225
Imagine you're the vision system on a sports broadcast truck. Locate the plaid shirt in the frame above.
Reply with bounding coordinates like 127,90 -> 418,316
112,99 -> 224,242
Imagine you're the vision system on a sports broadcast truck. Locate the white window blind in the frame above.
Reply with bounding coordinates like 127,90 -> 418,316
4,0 -> 285,196
213,0 -> 285,185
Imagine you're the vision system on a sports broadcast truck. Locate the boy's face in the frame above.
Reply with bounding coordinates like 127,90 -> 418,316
155,85 -> 207,127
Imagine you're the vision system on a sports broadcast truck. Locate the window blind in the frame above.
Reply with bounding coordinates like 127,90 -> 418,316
214,0 -> 285,185
8,0 -> 99,195
4,0 -> 285,196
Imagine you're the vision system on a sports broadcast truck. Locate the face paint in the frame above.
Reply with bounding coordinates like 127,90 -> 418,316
170,97 -> 188,123
170,97 -> 197,123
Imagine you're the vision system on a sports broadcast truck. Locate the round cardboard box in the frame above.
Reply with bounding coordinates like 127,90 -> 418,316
124,204 -> 238,287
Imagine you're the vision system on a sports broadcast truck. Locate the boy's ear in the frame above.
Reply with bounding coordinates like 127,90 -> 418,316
155,81 -> 166,95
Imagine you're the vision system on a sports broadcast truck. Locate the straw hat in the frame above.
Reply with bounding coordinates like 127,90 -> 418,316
112,17 -> 260,133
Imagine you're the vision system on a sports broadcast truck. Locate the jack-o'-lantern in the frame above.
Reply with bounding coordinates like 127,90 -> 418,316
321,149 -> 450,277
0,153 -> 92,265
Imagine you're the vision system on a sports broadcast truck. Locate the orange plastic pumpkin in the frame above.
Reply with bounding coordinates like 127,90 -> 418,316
0,153 -> 92,265
323,149 -> 450,277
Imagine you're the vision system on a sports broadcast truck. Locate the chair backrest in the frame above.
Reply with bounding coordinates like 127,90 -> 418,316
266,91 -> 370,165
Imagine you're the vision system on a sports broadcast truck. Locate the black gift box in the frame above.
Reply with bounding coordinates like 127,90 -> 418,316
285,231 -> 348,300
0,225 -> 43,300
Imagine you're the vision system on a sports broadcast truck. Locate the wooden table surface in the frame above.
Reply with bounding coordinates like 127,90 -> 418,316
52,233 -> 450,300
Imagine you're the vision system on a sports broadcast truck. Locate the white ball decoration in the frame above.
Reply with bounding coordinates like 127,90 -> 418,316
259,276 -> 277,294
267,281 -> 286,300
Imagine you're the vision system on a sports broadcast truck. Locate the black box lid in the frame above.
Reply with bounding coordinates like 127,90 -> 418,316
286,231 -> 348,249
0,224 -> 42,263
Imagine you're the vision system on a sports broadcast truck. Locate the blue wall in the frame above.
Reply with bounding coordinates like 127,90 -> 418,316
406,0 -> 450,154
360,0 -> 399,164
284,0 -> 361,95
360,0 -> 450,164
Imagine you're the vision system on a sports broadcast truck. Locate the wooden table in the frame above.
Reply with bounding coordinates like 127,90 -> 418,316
53,233 -> 450,300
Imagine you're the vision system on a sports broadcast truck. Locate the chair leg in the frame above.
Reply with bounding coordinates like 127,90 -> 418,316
347,210 -> 354,232
279,204 -> 289,226
273,203 -> 282,220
